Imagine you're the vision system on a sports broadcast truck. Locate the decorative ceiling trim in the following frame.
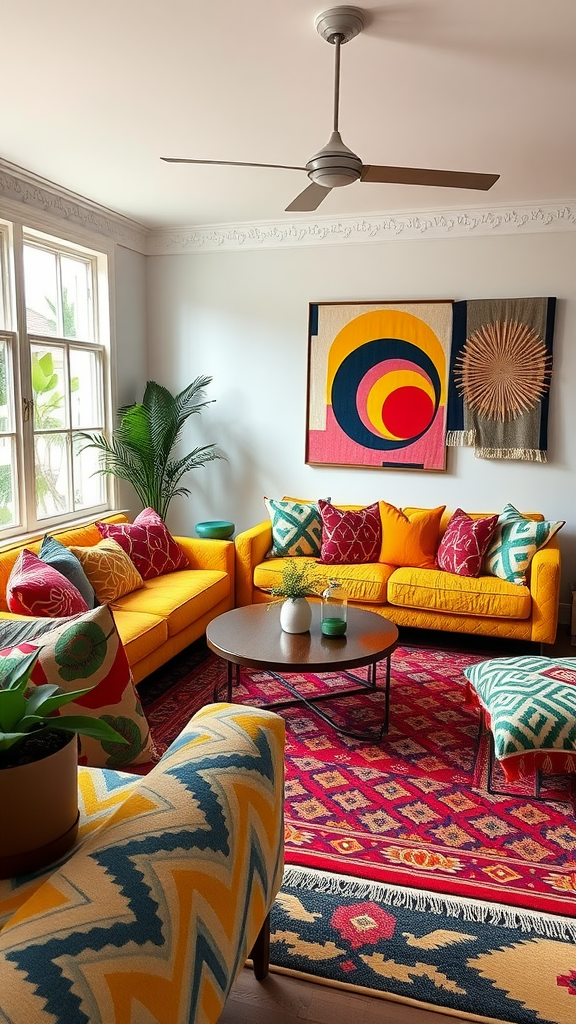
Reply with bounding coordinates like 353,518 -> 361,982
0,159 -> 148,254
147,200 -> 576,255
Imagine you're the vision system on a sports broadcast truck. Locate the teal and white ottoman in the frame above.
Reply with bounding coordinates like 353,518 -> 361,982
464,656 -> 576,791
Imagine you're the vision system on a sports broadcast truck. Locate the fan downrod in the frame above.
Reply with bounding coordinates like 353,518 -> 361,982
314,6 -> 364,44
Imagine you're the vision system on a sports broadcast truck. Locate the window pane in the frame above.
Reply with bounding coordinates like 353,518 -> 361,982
31,344 -> 67,431
35,433 -> 71,519
73,434 -> 106,509
0,437 -> 17,526
24,246 -> 58,336
0,338 -> 13,431
70,348 -> 103,428
61,257 -> 91,341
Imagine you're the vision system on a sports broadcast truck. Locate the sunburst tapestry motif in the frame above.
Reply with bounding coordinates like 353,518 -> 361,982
454,320 -> 552,422
447,297 -> 556,461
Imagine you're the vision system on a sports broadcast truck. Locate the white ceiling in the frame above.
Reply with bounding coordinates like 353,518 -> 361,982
2,0 -> 575,229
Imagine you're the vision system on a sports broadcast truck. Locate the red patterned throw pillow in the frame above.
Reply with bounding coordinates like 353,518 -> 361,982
436,508 -> 499,578
96,507 -> 188,580
318,500 -> 382,564
7,549 -> 89,617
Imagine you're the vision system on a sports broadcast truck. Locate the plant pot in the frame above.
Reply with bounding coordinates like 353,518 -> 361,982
280,597 -> 312,634
0,733 -> 79,879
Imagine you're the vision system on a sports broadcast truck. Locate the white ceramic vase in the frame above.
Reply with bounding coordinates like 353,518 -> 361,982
279,597 -> 312,634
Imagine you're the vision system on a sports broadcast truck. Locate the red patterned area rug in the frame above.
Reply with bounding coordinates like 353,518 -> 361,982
138,640 -> 576,920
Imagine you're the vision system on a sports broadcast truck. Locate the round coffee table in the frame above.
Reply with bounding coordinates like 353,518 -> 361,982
206,603 -> 399,738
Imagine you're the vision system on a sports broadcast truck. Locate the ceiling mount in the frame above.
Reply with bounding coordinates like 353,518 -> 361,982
314,6 -> 365,45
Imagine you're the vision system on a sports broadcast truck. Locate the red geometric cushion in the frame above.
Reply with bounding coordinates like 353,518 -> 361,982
96,507 -> 188,580
436,508 -> 499,578
318,500 -> 382,564
6,549 -> 89,617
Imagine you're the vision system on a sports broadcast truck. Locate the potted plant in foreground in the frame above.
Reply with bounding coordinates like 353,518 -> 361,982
268,561 -> 323,634
0,650 -> 126,879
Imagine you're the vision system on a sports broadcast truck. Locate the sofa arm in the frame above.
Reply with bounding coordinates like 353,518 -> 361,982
176,535 -> 235,576
235,521 -> 272,606
528,538 -> 561,644
0,703 -> 285,1024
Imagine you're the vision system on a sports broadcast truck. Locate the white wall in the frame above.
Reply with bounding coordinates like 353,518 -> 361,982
114,243 -> 148,516
146,229 -> 576,614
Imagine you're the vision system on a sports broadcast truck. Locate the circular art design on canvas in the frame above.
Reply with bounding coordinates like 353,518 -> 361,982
327,310 -> 447,452
453,319 -> 552,422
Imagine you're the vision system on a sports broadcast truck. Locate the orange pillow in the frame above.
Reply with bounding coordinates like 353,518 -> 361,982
69,538 -> 144,603
378,502 -> 445,567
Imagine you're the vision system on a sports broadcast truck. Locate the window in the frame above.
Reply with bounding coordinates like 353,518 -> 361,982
0,221 -> 112,540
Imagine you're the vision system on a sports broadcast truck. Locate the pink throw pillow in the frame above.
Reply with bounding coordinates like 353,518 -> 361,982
436,509 -> 499,578
318,500 -> 382,564
7,548 -> 89,617
96,507 -> 188,580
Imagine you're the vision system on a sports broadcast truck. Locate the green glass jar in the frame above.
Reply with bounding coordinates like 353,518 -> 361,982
321,580 -> 348,636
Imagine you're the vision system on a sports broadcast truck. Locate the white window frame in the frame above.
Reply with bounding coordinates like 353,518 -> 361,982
0,216 -> 116,542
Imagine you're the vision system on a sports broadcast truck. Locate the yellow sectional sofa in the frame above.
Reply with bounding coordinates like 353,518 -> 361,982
235,508 -> 561,646
0,514 -> 234,684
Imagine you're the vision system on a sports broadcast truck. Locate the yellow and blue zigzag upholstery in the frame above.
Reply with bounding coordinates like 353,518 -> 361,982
0,702 -> 285,1024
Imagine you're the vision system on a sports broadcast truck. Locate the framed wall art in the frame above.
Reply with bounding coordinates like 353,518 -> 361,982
306,300 -> 453,472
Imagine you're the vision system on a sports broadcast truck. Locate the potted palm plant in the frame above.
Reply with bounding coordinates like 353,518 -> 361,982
268,560 -> 323,634
0,650 -> 126,878
77,378 -> 223,520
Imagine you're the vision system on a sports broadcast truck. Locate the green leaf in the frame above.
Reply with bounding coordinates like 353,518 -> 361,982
52,715 -> 128,743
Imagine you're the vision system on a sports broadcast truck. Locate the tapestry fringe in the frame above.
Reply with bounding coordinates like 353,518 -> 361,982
445,429 -> 476,447
473,447 -> 548,462
281,865 -> 576,942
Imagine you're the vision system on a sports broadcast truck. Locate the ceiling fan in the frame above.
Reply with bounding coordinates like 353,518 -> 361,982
161,5 -> 500,213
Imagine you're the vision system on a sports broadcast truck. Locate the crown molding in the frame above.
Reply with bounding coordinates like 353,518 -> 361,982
0,159 -> 149,254
147,200 -> 576,256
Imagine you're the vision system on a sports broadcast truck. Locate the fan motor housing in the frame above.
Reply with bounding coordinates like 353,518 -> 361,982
306,130 -> 362,188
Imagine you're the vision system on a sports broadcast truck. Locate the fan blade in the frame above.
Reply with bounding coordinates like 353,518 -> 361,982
161,157 -> 305,172
285,183 -> 333,213
361,165 -> 499,191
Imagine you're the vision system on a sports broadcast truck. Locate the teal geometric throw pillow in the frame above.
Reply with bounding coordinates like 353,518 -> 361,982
264,497 -> 323,557
483,503 -> 564,585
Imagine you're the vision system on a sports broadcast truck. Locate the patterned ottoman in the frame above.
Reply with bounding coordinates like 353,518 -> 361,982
464,656 -> 576,789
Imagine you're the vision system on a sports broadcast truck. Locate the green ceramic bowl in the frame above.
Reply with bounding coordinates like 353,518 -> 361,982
195,520 -> 235,540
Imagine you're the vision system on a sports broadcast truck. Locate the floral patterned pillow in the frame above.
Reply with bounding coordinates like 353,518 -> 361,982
0,606 -> 157,768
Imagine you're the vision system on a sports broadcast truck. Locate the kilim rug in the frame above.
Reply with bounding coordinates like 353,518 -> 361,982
138,640 -> 576,920
268,865 -> 575,1024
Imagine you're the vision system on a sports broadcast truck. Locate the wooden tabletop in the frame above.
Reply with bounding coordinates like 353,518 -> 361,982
206,603 -> 399,673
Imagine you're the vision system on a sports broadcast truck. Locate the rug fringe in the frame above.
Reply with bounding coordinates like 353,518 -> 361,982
281,866 -> 576,942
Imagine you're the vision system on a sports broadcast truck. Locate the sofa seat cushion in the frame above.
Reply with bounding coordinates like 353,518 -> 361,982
254,558 -> 395,604
387,567 -> 532,619
109,607 -> 169,665
111,569 -> 230,637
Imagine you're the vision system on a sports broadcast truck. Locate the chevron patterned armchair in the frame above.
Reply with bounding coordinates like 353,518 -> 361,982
0,703 -> 285,1024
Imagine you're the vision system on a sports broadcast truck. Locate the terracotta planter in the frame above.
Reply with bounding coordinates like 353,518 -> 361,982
280,597 -> 312,634
0,734 -> 79,879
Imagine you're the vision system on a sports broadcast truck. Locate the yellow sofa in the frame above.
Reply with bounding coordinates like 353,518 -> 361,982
235,508 -> 561,646
0,514 -> 234,684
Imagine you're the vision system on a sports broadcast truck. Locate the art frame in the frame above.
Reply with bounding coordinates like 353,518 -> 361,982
306,299 -> 454,472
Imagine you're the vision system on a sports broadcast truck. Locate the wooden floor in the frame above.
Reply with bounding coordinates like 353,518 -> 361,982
220,967 -> 458,1024
221,625 -> 574,1024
